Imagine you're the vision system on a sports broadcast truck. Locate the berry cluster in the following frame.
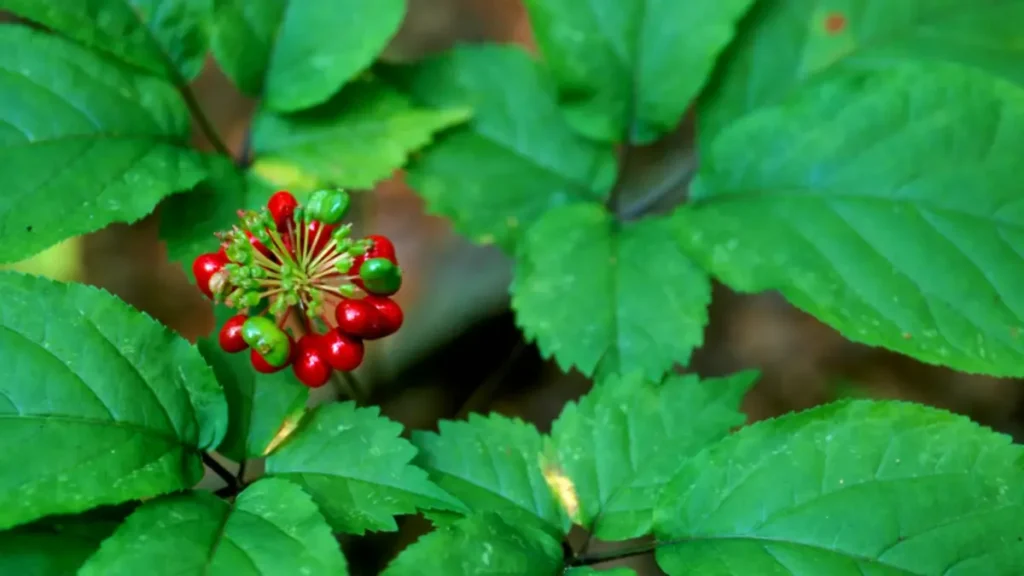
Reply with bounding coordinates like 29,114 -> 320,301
191,189 -> 403,388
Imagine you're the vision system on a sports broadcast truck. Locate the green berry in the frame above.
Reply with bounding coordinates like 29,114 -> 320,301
306,189 -> 351,224
359,257 -> 402,295
241,316 -> 291,366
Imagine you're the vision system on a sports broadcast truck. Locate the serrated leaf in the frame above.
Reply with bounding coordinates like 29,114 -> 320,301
0,272 -> 227,530
653,400 -> 1024,575
0,25 -> 206,264
551,371 -> 756,541
385,45 -> 617,251
679,63 -> 1024,377
264,402 -> 465,534
200,306 -> 309,461
382,513 -> 562,576
251,77 -> 470,192
212,0 -> 405,111
1,0 -> 211,81
512,203 -> 711,380
523,0 -> 754,143
0,504 -> 133,576
412,413 -> 569,538
79,478 -> 349,575
702,0 -> 1024,141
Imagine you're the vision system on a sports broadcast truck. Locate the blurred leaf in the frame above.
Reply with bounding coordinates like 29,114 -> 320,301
385,45 -> 617,251
1,0 -> 211,80
565,569 -> 637,576
653,400 -> 1024,575
212,0 -> 405,111
0,26 -> 206,264
252,77 -> 470,192
200,306 -> 308,461
0,504 -> 133,576
523,0 -> 754,143
265,402 -> 465,534
382,513 -> 562,576
551,371 -> 756,540
79,479 -> 349,575
0,272 -> 227,530
412,414 -> 569,538
679,64 -> 1024,377
702,0 -> 1024,141
512,203 -> 710,380
2,237 -> 82,282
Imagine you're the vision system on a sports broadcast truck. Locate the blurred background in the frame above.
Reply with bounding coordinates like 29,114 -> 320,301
8,1 -> 1023,574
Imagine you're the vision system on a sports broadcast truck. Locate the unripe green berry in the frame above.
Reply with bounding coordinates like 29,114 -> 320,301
305,189 -> 351,224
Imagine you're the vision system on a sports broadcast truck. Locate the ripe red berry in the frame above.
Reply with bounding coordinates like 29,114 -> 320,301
305,220 -> 335,255
293,335 -> 332,388
352,234 -> 397,273
219,314 -> 249,353
192,251 -> 229,299
321,329 -> 365,371
334,298 -> 379,338
268,191 -> 298,230
251,349 -> 286,373
364,296 -> 403,339
246,230 -> 274,259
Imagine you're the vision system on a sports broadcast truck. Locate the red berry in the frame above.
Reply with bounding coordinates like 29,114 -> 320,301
192,251 -> 229,299
268,191 -> 298,230
247,230 -> 274,259
364,296 -> 403,339
251,349 -> 286,373
352,235 -> 398,274
219,314 -> 249,353
334,298 -> 379,338
293,335 -> 332,388
305,220 -> 335,255
321,329 -> 365,371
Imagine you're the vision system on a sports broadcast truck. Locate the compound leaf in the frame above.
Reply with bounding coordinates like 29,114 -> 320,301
0,504 -> 133,576
264,402 -> 465,534
654,400 -> 1024,575
79,478 -> 348,575
551,371 -> 756,540
412,413 -> 569,538
386,45 -> 617,251
0,25 -> 205,264
513,203 -> 711,380
0,272 -> 227,530
524,0 -> 754,143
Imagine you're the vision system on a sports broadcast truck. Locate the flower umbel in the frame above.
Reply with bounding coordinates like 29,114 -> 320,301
191,189 -> 404,388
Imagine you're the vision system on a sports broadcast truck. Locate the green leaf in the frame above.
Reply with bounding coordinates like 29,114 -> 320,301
265,402 -> 465,534
523,0 -> 754,143
251,76 -> 470,192
550,371 -> 756,541
1,0 -> 211,81
0,25 -> 206,264
653,400 -> 1024,575
212,0 -> 405,111
382,513 -> 562,576
512,203 -> 711,380
679,63 -> 1024,377
385,44 -> 617,251
566,569 -> 638,576
79,478 -> 349,575
0,504 -> 133,576
412,413 -> 569,538
0,272 -> 227,530
702,0 -> 1024,141
201,306 -> 308,461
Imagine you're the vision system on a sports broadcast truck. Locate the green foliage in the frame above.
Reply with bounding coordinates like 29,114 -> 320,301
523,0 -> 754,143
1,0 -> 211,80
264,402 -> 466,534
200,306 -> 309,461
550,371 -> 755,540
0,25 -> 206,264
0,272 -> 226,530
412,413 -> 570,538
679,63 -> 1024,377
212,0 -> 405,112
512,204 -> 711,379
0,505 -> 132,576
79,479 -> 348,575
387,44 -> 618,250
653,400 -> 1024,575
382,513 -> 563,576
251,77 -> 470,192
566,569 -> 637,576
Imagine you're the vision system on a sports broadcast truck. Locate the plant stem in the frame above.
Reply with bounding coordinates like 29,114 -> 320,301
237,459 -> 248,484
203,452 -> 239,492
180,84 -> 231,157
567,541 -> 657,567
332,370 -> 368,406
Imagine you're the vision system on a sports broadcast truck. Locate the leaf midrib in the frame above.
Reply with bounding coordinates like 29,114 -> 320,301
0,414 -> 189,448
